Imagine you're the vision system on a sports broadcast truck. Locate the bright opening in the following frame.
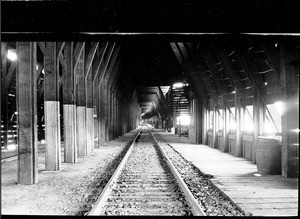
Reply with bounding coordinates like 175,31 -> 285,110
173,82 -> 184,88
6,49 -> 18,61
274,101 -> 285,116
177,115 -> 190,126
7,144 -> 17,151
7,49 -> 18,61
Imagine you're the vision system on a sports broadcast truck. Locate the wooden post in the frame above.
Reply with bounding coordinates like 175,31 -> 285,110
98,83 -> 106,145
44,42 -> 61,171
86,63 -> 94,155
16,42 -> 38,184
235,89 -> 243,157
75,44 -> 87,157
202,106 -> 208,145
281,48 -> 299,178
253,87 -> 264,163
223,104 -> 230,152
2,96 -> 9,150
62,42 -> 77,163
213,105 -> 218,148
93,76 -> 99,148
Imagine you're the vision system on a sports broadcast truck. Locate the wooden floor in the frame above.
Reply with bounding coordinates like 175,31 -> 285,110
156,130 -> 298,216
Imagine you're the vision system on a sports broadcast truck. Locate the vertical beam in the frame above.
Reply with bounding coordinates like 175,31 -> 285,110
235,89 -> 243,157
86,62 -> 93,155
44,42 -> 61,171
212,105 -> 218,148
75,44 -> 86,157
202,105 -> 208,145
253,88 -> 264,163
2,96 -> 8,150
93,69 -> 99,148
62,42 -> 77,163
16,42 -> 38,184
99,83 -> 106,145
223,104 -> 230,152
281,48 -> 299,178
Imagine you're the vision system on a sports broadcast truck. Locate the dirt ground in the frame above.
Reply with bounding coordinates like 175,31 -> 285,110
1,141 -> 128,215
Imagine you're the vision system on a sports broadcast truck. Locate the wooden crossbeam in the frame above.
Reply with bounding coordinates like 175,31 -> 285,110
204,54 -> 229,94
215,49 -> 243,91
85,42 -> 99,78
178,43 -> 216,97
108,58 -> 121,89
92,42 -> 109,83
74,42 -> 85,70
38,42 -> 45,55
104,45 -> 120,83
98,43 -> 116,84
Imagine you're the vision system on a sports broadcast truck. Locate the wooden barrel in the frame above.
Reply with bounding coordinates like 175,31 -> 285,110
256,137 -> 281,175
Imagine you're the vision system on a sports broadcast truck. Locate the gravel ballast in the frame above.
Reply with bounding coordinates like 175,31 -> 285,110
153,132 -> 252,216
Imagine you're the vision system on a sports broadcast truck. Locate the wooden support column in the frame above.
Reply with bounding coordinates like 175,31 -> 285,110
62,42 -> 77,163
223,104 -> 230,152
202,106 -> 208,145
16,42 -> 38,184
85,43 -> 98,154
99,83 -> 106,145
235,89 -> 243,157
2,96 -> 9,150
44,42 -> 61,171
74,43 -> 87,157
253,88 -> 265,163
212,105 -> 218,148
86,63 -> 94,155
106,85 -> 111,141
93,72 -> 99,148
281,49 -> 299,178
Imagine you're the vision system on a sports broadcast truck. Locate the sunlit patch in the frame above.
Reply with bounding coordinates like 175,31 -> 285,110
7,144 -> 17,151
274,101 -> 285,116
40,139 -> 46,144
177,115 -> 190,126
7,49 -> 18,61
172,82 -> 184,88
253,173 -> 261,177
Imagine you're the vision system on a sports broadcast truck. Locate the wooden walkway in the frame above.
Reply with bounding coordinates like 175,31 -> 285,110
156,130 -> 298,216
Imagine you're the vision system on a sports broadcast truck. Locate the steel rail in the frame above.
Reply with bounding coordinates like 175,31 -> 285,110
150,131 -> 206,216
88,128 -> 142,215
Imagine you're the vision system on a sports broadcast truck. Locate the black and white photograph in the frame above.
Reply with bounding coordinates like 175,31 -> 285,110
1,0 -> 299,217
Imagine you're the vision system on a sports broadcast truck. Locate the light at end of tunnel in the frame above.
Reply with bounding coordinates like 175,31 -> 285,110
7,144 -> 17,151
253,173 -> 262,177
173,82 -> 184,88
274,101 -> 285,116
7,49 -> 18,61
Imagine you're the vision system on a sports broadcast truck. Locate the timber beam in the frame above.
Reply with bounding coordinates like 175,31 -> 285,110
16,42 -> 38,184
44,42 -> 61,171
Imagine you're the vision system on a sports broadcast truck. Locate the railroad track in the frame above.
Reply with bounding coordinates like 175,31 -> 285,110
88,126 -> 205,216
